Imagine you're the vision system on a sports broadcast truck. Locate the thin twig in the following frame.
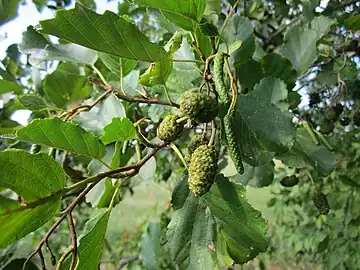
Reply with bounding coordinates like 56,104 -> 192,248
56,248 -> 74,270
170,143 -> 188,169
224,56 -> 238,113
91,64 -> 108,85
22,143 -> 167,270
5,143 -> 168,218
38,249 -> 46,270
67,213 -> 78,270
118,255 -> 139,270
67,88 -> 114,120
173,59 -> 203,64
45,240 -> 56,266
265,18 -> 299,46
216,0 -> 241,48
89,77 -> 179,108
22,182 -> 98,270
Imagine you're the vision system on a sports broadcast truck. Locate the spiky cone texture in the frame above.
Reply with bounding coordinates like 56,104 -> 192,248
157,114 -> 184,142
223,114 -> 244,174
180,90 -> 219,123
188,145 -> 218,196
313,192 -> 330,215
185,134 -> 209,163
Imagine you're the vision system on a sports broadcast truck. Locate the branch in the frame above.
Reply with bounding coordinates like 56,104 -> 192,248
61,87 -> 113,121
56,248 -> 74,270
67,213 -> 78,270
118,255 -> 139,270
22,143 -> 167,270
22,181 -> 98,270
89,77 -> 180,108
45,240 -> 56,266
4,143 -> 168,218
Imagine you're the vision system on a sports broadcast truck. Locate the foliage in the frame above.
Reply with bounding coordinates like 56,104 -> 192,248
0,0 -> 359,269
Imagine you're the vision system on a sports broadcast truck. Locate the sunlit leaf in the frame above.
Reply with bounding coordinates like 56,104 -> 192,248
0,0 -> 20,25
132,0 -> 206,31
101,117 -> 136,145
16,118 -> 105,159
279,16 -> 332,74
0,79 -> 22,94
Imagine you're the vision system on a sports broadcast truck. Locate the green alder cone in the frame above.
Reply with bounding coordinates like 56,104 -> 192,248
324,107 -> 338,121
353,110 -> 360,126
223,114 -> 244,174
157,114 -> 184,142
312,192 -> 330,215
188,145 -> 218,196
179,90 -> 218,123
185,134 -> 209,163
280,175 -> 299,187
319,119 -> 334,134
213,52 -> 231,117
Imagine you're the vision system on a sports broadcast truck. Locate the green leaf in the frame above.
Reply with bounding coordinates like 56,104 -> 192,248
99,53 -> 137,79
95,178 -> 119,208
0,120 -> 20,135
204,0 -> 221,16
19,26 -> 98,66
261,53 -> 297,84
223,15 -> 255,66
276,127 -> 337,177
167,179 -> 229,269
75,209 -> 111,270
43,63 -> 87,108
139,222 -> 161,270
237,59 -> 264,91
344,14 -> 360,30
0,200 -> 61,249
101,117 -> 136,145
0,0 -> 20,25
164,32 -> 183,54
167,176 -> 268,268
252,77 -> 288,108
203,175 -> 268,264
279,16 -> 332,74
0,150 -> 66,248
40,4 -> 167,62
132,0 -> 206,31
0,79 -> 22,94
194,27 -> 212,57
230,162 -> 275,187
0,150 -> 65,200
17,94 -> 48,111
139,55 -> 173,86
232,95 -> 296,166
288,91 -> 302,110
16,118 -> 105,159
76,0 -> 96,10
86,145 -> 117,207
162,39 -> 201,101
